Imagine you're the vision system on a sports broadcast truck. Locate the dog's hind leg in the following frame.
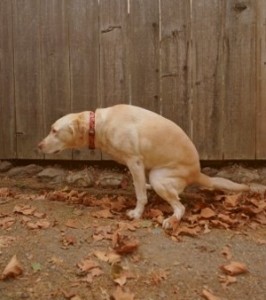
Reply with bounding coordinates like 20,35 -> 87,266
126,158 -> 148,219
149,169 -> 187,229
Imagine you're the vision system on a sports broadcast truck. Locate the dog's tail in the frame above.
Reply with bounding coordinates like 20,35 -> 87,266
196,172 -> 249,192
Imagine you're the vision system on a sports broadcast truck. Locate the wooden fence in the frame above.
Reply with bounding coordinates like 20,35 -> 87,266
0,0 -> 265,161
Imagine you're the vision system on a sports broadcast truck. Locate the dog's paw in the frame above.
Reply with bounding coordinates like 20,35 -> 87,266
127,209 -> 142,220
162,218 -> 172,229
162,216 -> 180,230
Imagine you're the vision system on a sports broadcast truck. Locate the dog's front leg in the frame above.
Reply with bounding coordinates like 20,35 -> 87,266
126,158 -> 147,219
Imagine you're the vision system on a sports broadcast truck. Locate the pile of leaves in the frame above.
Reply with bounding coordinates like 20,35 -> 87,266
1,186 -> 266,239
46,188 -> 266,238
1,186 -> 265,300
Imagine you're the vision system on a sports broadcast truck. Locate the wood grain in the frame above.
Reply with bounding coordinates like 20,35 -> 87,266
0,0 -> 15,158
160,0 -> 192,136
69,0 -> 101,160
13,0 -> 43,159
223,0 -> 256,159
129,0 -> 160,113
256,0 -> 266,158
40,0 -> 72,160
190,0 -> 225,159
99,0 -> 129,107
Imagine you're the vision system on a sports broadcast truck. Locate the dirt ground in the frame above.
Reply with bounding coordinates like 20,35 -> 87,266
0,163 -> 266,300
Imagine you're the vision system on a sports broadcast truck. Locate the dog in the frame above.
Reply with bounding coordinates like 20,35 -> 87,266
38,104 -> 249,228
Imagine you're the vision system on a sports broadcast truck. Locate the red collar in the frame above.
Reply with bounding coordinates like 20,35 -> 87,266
88,111 -> 95,149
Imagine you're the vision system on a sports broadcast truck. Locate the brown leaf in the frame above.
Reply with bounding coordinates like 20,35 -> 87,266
36,219 -> 50,229
77,259 -> 99,273
63,235 -> 77,246
61,289 -> 77,299
92,209 -> 114,219
90,267 -> 103,278
114,274 -> 127,286
200,207 -> 216,219
93,225 -> 114,241
217,214 -> 238,226
256,239 -> 266,245
13,205 -> 36,216
117,221 -> 139,232
2,255 -> 23,279
112,233 -> 139,255
111,286 -> 135,300
0,236 -> 16,248
223,194 -> 241,207
174,225 -> 201,237
65,219 -> 80,229
0,188 -> 14,198
218,275 -> 237,288
93,250 -> 121,264
210,220 -> 230,229
49,256 -> 64,266
0,217 -> 15,229
25,219 -> 50,230
33,211 -> 46,219
146,208 -> 164,219
220,261 -> 248,276
150,269 -> 169,285
202,288 -> 221,300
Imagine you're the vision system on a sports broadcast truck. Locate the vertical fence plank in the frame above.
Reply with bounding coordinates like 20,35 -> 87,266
129,0 -> 160,112
223,0 -> 256,159
256,0 -> 266,158
69,0 -> 101,160
40,0 -> 72,160
99,0 -> 129,107
99,0 -> 129,160
13,0 -> 43,159
0,0 -> 15,158
190,0 -> 225,159
160,0 -> 191,136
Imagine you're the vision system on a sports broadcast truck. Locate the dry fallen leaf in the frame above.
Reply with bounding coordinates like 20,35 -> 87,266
111,286 -> 135,300
93,250 -> 121,264
256,239 -> 266,245
200,207 -> 216,219
2,255 -> 23,280
77,259 -> 99,273
0,188 -> 13,198
112,233 -> 139,255
223,194 -> 241,208
92,209 -> 114,219
150,269 -> 169,285
114,274 -> 127,286
62,234 -> 77,246
220,261 -> 248,276
0,217 -> 15,229
26,219 -> 50,230
65,219 -> 80,229
218,274 -> 237,288
202,288 -> 221,300
93,225 -> 114,241
13,205 -> 36,216
174,225 -> 201,237
0,236 -> 16,248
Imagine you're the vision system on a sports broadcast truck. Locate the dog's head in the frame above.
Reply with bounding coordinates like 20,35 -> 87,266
38,112 -> 90,154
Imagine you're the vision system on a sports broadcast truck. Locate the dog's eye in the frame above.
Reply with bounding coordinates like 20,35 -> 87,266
51,128 -> 57,134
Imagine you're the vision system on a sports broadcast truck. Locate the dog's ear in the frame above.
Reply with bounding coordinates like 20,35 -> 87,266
69,119 -> 78,135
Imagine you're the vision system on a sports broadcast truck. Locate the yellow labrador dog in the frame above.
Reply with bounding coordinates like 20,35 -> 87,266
38,104 -> 249,228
